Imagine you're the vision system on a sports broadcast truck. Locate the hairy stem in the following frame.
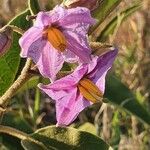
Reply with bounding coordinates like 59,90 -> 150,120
0,58 -> 32,107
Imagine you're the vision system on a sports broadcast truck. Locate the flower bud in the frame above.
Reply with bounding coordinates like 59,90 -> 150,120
63,0 -> 99,11
0,26 -> 13,57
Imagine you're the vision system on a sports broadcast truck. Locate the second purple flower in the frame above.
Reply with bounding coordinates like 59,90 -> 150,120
39,48 -> 118,126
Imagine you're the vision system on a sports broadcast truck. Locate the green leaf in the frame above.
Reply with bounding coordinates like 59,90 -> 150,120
78,122 -> 97,135
22,139 -> 49,150
28,0 -> 40,15
92,0 -> 122,24
21,126 -> 109,150
0,9 -> 31,96
104,75 -> 150,125
97,3 -> 141,42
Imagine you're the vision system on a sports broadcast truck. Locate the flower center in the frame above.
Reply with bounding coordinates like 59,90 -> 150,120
77,78 -> 103,103
43,27 -> 67,52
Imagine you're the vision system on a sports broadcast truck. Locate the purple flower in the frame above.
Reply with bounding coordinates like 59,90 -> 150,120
19,6 -> 95,81
39,48 -> 118,126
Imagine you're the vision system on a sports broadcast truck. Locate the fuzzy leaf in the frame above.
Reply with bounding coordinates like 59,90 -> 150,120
105,75 -> 150,125
97,3 -> 141,42
78,122 -> 97,135
93,0 -> 122,24
21,126 -> 109,150
28,0 -> 40,15
0,9 -> 31,96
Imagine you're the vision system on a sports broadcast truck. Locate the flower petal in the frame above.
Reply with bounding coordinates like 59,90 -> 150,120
50,6 -> 66,23
34,12 -> 52,28
63,49 -> 79,63
39,64 -> 88,91
64,31 -> 91,63
95,72 -> 107,94
88,48 -> 118,93
34,8 -> 68,28
59,7 -> 95,27
56,89 -> 90,126
39,84 -> 90,126
59,7 -> 95,63
36,42 -> 64,80
27,37 -> 46,61
53,6 -> 95,63
19,27 -> 43,57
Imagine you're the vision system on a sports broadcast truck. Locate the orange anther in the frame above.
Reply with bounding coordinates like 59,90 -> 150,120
78,78 -> 103,103
43,27 -> 67,52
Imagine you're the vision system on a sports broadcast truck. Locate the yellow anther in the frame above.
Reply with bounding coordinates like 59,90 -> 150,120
78,78 -> 103,103
43,27 -> 67,52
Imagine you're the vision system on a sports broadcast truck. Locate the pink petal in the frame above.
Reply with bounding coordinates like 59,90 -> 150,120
27,37 -> 46,62
59,7 -> 96,27
95,72 -> 107,94
19,27 -> 43,57
38,61 -> 91,126
56,89 -> 90,126
64,31 -> 91,63
39,84 -> 90,126
88,48 -> 118,93
34,12 -> 52,28
51,6 -> 95,63
49,6 -> 66,23
39,64 -> 88,91
63,49 -> 79,63
36,42 -> 64,80
59,7 -> 95,63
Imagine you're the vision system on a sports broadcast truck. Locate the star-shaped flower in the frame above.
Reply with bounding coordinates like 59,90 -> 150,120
39,48 -> 118,126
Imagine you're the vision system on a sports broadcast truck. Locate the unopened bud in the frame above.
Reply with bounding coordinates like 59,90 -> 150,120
63,0 -> 99,11
0,26 -> 13,57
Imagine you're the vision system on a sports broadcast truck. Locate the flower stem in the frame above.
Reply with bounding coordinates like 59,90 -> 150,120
0,58 -> 33,107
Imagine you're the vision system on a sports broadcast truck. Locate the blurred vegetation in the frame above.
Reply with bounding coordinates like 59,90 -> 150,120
0,0 -> 149,150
